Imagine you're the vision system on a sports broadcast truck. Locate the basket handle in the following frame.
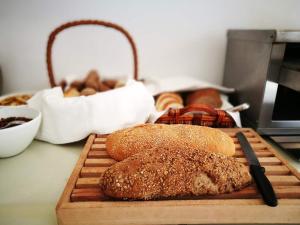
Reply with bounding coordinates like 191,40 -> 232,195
46,20 -> 138,87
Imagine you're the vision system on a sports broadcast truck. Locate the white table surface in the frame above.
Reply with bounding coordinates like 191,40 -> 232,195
0,140 -> 84,225
0,138 -> 299,225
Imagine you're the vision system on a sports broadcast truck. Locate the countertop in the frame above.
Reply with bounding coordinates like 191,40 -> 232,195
0,140 -> 84,225
0,137 -> 300,225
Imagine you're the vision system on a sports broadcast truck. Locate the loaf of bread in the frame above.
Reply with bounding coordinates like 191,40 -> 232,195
101,147 -> 251,200
64,87 -> 80,97
155,92 -> 184,111
106,124 -> 235,161
186,88 -> 222,108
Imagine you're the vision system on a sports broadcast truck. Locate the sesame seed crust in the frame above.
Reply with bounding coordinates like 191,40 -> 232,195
106,124 -> 236,161
101,147 -> 252,200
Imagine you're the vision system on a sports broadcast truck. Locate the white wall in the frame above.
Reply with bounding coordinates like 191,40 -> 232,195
0,0 -> 299,94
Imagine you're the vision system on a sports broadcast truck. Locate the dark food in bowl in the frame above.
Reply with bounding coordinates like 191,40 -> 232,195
0,117 -> 32,129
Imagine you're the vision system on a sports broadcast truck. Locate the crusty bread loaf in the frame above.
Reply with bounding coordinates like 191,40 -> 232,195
106,124 -> 235,161
186,88 -> 222,108
101,147 -> 251,200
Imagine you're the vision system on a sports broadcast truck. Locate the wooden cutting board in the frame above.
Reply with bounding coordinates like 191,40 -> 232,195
56,128 -> 300,225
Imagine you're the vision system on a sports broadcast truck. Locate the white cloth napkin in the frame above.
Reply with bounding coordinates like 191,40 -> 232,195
144,75 -> 235,96
28,80 -> 155,144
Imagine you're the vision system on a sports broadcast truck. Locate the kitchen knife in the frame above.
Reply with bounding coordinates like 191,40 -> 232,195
236,132 -> 278,207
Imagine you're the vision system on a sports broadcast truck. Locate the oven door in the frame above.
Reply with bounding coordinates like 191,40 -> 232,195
258,81 -> 300,135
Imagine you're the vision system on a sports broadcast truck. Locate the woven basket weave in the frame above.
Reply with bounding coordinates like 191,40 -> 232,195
155,104 -> 236,128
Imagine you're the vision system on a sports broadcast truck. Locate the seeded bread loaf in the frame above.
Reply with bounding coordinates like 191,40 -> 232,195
101,147 -> 251,200
106,124 -> 235,161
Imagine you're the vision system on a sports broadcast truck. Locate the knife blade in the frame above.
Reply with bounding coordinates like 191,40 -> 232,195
236,132 -> 278,207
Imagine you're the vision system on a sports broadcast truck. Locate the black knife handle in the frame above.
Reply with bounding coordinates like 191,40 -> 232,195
250,164 -> 278,207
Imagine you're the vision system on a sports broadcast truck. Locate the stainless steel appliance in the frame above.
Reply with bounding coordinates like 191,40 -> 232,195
223,30 -> 300,157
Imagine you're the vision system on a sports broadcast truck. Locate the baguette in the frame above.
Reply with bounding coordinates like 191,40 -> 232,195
101,147 -> 251,200
106,124 -> 235,161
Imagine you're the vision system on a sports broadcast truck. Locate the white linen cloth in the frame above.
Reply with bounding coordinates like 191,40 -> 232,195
28,80 -> 155,144
144,75 -> 235,96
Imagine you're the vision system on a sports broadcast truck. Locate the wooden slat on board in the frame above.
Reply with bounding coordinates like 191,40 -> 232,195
70,185 -> 300,202
75,175 -> 300,189
235,147 -> 272,153
91,144 -> 106,150
267,186 -> 300,198
235,143 -> 267,150
94,138 -> 107,144
263,165 -> 290,175
234,151 -> 274,157
81,167 -> 109,177
88,151 -> 110,158
85,158 -> 116,167
226,131 -> 254,138
213,186 -> 300,199
96,134 -> 108,138
232,137 -> 261,143
71,188 -> 106,202
76,177 -> 100,188
268,176 -> 300,186
238,157 -> 281,165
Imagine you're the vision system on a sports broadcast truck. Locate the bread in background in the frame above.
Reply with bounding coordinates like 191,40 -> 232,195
80,87 -> 97,96
85,70 -> 101,91
103,80 -> 118,89
70,80 -> 85,92
63,87 -> 80,97
186,88 -> 222,108
155,92 -> 184,111
0,94 -> 32,106
62,70 -> 121,97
